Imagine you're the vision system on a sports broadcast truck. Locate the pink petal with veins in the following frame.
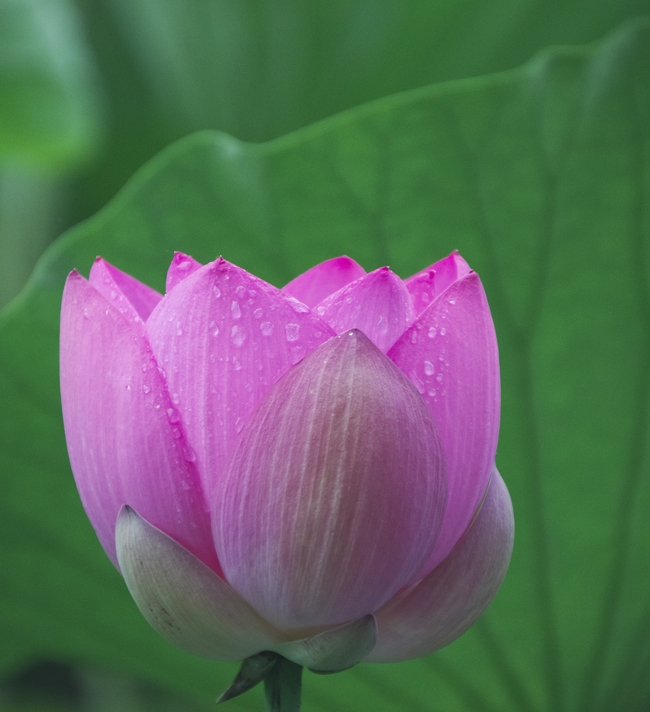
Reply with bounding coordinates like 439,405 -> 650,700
283,256 -> 366,308
215,330 -> 446,629
389,271 -> 500,577
89,258 -> 162,324
367,469 -> 513,662
145,258 -> 335,500
315,267 -> 414,352
60,271 -> 220,574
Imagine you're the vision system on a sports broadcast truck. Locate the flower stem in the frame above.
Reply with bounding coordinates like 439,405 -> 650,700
263,657 -> 302,712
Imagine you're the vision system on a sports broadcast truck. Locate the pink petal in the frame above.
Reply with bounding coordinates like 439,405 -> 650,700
60,271 -> 220,574
367,469 -> 513,662
166,252 -> 203,294
314,267 -> 414,352
405,251 -> 471,319
116,506 -> 282,660
283,256 -> 366,308
214,330 -> 446,629
89,258 -> 162,324
388,271 -> 500,578
145,258 -> 335,501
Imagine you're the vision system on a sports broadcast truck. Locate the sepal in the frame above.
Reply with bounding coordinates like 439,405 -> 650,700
115,506 -> 282,660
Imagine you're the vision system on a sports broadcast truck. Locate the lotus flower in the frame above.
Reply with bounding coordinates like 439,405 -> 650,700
60,252 -> 513,672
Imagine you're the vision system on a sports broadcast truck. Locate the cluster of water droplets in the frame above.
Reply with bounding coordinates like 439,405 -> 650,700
405,294 -> 457,403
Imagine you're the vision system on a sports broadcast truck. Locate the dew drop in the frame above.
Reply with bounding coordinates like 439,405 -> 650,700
235,285 -> 246,298
142,363 -> 148,372
232,356 -> 242,371
421,292 -> 430,303
231,301 -> 241,319
285,323 -> 300,342
448,298 -> 456,305
171,427 -> 182,439
440,327 -> 446,336
183,446 -> 196,463
428,326 -> 436,339
213,286 -> 222,298
167,408 -> 180,423
290,299 -> 310,314
424,360 -> 434,376
82,308 -> 90,320
231,325 -> 245,347
427,387 -> 437,397
253,307 -> 264,319
260,321 -> 273,336
142,384 -> 151,394
436,373 -> 443,383
171,393 -> 180,404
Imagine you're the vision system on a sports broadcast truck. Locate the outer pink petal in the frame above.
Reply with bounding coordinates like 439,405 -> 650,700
282,256 -> 366,308
166,252 -> 203,293
116,506 -> 281,660
314,267 -> 414,352
60,271 -> 220,574
89,258 -> 162,324
215,330 -> 446,629
405,252 -> 471,319
367,469 -> 513,662
145,258 -> 335,500
388,271 -> 500,577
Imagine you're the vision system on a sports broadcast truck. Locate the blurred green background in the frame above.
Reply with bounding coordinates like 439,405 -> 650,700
1,1 -> 649,711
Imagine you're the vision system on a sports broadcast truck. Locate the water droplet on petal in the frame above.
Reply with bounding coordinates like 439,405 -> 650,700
213,286 -> 222,298
285,323 -> 300,342
428,326 -> 436,338
260,321 -> 273,336
253,308 -> 264,319
171,393 -> 180,404
231,325 -> 245,347
167,408 -> 180,423
231,301 -> 241,319
233,356 -> 242,370
142,384 -> 151,394
424,360 -> 434,376
436,373 -> 443,383
440,327 -> 446,336
183,446 -> 196,462
235,285 -> 246,298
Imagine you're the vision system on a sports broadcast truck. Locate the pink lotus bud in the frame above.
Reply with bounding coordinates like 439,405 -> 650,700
60,252 -> 513,672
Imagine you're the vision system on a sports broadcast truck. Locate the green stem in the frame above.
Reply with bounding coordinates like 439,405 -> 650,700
263,657 -> 303,712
